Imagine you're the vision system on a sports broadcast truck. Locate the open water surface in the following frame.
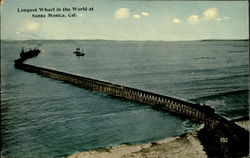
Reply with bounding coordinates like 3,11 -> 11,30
1,40 -> 248,157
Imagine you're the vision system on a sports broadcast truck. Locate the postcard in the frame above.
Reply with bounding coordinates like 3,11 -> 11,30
1,0 -> 249,157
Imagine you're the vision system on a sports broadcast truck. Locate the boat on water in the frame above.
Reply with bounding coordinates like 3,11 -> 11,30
73,48 -> 85,56
14,48 -> 41,64
20,48 -> 40,58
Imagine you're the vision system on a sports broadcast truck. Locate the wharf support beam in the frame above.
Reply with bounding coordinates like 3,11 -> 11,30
14,62 -> 249,157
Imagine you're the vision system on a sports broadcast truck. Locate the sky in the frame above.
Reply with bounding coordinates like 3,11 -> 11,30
0,0 -> 249,41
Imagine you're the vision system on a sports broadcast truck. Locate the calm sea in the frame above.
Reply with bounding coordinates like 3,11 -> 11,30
1,40 -> 248,158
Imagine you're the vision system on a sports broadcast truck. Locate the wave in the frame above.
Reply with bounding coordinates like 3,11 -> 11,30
106,68 -> 248,81
228,50 -> 247,53
192,57 -> 215,60
190,89 -> 248,119
232,45 -> 248,48
190,89 -> 248,101
230,116 -> 249,122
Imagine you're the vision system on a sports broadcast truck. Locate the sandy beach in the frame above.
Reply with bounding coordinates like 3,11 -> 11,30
235,120 -> 249,131
65,120 -> 249,158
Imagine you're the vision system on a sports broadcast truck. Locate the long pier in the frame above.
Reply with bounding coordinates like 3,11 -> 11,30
15,62 -> 214,122
14,57 -> 249,157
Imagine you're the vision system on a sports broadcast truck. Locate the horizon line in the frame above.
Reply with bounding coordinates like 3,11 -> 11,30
1,38 -> 249,42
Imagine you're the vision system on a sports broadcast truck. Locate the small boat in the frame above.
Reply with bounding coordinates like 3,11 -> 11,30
73,48 -> 85,56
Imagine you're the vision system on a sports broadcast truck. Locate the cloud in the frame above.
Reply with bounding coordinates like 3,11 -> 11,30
188,15 -> 199,23
173,18 -> 181,23
114,8 -> 130,19
141,12 -> 149,16
215,16 -> 230,22
133,15 -> 141,19
203,8 -> 218,20
25,21 -> 39,31
186,8 -> 228,24
216,18 -> 222,21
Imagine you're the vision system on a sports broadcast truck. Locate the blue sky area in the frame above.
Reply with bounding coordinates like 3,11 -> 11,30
1,0 -> 249,41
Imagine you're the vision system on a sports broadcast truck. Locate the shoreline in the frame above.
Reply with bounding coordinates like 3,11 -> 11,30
64,124 -> 207,158
65,119 -> 249,158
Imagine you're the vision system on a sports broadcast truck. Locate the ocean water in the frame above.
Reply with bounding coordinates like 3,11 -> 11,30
1,40 -> 248,158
